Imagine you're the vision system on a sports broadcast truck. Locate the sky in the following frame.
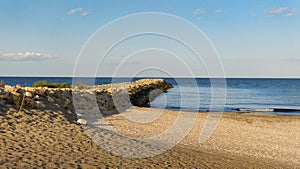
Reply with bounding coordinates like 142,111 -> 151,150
0,0 -> 299,78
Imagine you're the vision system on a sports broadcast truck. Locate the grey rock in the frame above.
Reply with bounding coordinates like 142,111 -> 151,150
47,96 -> 55,103
34,101 -> 46,108
33,95 -> 40,101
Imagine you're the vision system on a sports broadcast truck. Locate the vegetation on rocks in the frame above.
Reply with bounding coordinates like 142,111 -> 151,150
32,81 -> 71,88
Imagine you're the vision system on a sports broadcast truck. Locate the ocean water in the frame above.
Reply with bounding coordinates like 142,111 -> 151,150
155,78 -> 300,116
1,77 -> 300,115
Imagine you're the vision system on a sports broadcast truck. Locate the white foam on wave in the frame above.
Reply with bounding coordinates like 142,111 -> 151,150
237,108 -> 274,112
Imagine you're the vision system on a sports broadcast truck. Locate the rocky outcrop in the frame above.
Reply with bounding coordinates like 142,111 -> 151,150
73,79 -> 173,116
0,79 -> 173,121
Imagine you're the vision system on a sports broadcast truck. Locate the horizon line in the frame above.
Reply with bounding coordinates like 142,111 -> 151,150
0,75 -> 300,79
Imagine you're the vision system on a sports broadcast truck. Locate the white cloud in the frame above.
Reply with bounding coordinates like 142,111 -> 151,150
215,9 -> 224,13
286,8 -> 297,17
194,8 -> 206,15
0,52 -> 56,61
67,8 -> 82,15
268,7 -> 288,15
286,12 -> 295,17
81,11 -> 89,17
66,8 -> 89,17
266,7 -> 297,17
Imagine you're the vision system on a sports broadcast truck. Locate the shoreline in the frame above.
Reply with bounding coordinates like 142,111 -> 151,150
1,77 -> 300,116
149,107 -> 300,116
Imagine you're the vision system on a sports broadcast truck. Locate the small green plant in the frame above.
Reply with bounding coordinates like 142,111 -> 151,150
32,81 -> 71,88
11,93 -> 31,112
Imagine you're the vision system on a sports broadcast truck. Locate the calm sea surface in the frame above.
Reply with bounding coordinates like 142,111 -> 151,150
1,77 -> 300,115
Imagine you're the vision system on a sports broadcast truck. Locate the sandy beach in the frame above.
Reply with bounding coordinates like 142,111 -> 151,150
1,106 -> 299,168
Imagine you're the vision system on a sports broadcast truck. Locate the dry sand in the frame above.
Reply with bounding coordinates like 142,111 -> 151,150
1,106 -> 299,168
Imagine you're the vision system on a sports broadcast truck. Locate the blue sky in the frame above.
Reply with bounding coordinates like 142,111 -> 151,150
0,0 -> 299,77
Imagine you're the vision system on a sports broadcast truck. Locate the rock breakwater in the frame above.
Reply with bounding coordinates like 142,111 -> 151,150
0,79 -> 173,121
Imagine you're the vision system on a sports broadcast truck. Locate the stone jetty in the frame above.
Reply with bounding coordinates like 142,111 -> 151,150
0,79 -> 173,122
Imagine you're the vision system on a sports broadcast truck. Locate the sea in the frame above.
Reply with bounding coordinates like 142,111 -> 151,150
1,77 -> 300,116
